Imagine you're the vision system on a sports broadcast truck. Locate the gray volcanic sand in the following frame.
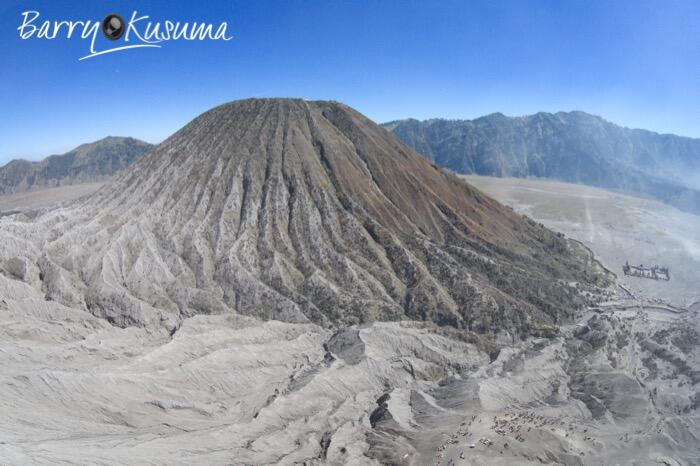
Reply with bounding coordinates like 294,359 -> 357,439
464,176 -> 700,308
0,174 -> 698,465
1,270 -> 697,465
0,275 -> 490,465
0,183 -> 104,214
0,199 -> 698,465
0,168 -> 698,462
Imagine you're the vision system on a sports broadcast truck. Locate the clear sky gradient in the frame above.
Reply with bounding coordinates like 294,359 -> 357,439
1,0 -> 698,163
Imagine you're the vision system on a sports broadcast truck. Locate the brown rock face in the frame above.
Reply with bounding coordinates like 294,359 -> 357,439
41,99 -> 608,335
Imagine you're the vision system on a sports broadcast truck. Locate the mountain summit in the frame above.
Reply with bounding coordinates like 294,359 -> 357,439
24,99 -> 608,337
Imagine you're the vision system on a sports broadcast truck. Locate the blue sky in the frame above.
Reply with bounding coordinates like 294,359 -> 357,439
0,0 -> 698,163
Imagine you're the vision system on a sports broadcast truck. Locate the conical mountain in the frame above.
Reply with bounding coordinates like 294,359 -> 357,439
34,98 -> 609,336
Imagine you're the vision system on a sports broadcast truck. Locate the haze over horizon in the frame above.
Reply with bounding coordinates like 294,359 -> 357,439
6,107 -> 700,166
1,0 -> 699,163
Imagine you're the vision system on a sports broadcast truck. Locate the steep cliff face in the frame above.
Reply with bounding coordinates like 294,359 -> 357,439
384,112 -> 700,214
0,99 -> 609,337
0,136 -> 153,194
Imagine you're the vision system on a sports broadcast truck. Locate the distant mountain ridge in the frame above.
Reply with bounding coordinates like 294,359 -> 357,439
0,136 -> 153,195
383,112 -> 700,214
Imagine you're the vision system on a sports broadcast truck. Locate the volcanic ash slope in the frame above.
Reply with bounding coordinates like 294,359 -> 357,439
0,99 -> 697,465
0,275 -> 698,465
0,98 -> 609,338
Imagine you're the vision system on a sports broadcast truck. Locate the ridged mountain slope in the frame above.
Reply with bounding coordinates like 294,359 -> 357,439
2,99 -> 610,338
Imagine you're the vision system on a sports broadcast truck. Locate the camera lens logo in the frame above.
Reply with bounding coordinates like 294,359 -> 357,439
102,14 -> 125,40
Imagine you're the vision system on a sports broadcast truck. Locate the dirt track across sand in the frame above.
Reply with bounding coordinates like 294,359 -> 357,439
464,176 -> 700,308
